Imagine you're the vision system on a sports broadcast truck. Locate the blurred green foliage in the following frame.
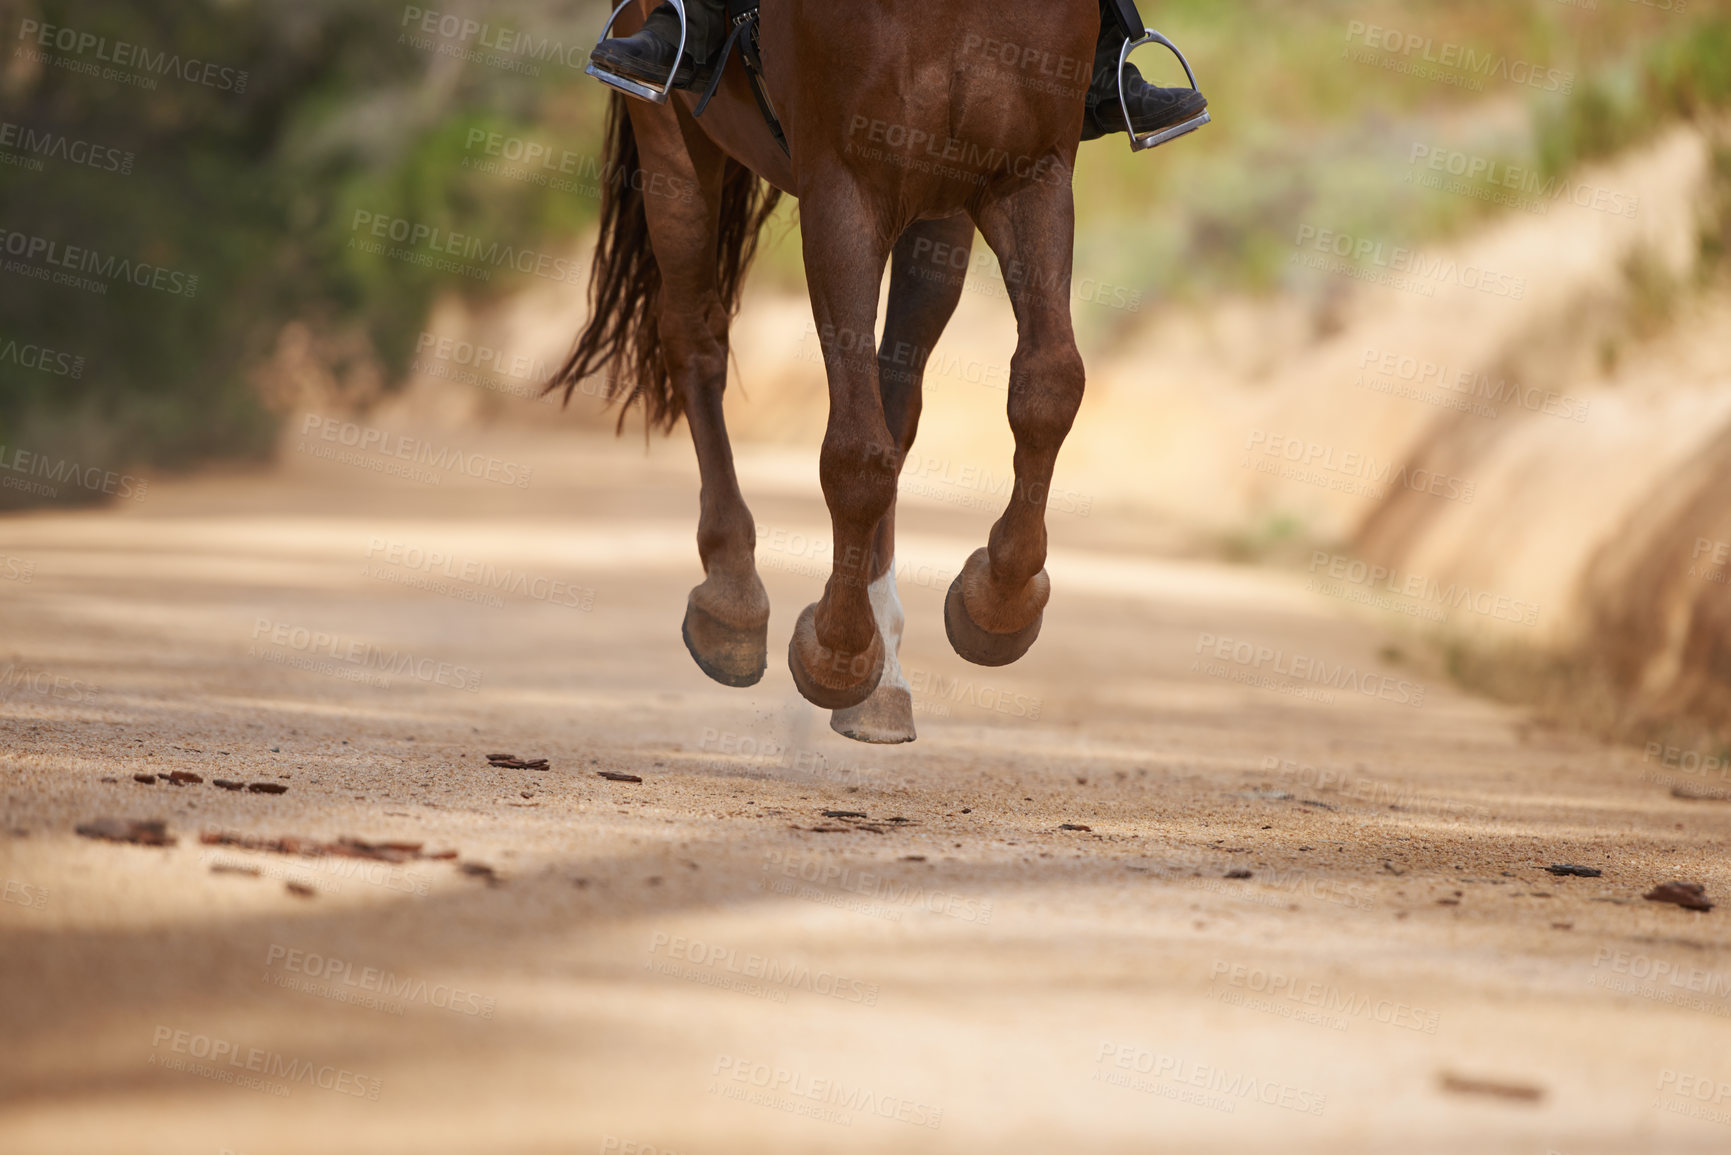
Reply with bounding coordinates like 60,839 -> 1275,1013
1535,14 -> 1731,176
1067,0 -> 1731,342
0,0 -> 611,505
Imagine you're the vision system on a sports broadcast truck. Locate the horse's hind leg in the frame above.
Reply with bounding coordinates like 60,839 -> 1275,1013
631,104 -> 769,686
830,214 -> 975,743
946,174 -> 1086,667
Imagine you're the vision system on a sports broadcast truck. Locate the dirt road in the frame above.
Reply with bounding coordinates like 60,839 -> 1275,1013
2,425 -> 1727,1154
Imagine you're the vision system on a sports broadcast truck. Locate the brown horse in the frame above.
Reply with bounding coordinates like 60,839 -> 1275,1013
554,0 -> 1098,744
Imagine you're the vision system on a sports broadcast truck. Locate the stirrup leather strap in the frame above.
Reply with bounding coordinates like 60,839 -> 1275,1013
692,3 -> 789,156
1103,0 -> 1146,41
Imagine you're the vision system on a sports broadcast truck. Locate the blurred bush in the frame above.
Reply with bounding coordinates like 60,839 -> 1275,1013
1070,1 -> 1731,338
0,0 -> 610,506
1535,14 -> 1731,179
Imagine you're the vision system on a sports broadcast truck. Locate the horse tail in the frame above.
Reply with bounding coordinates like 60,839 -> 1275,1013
549,93 -> 784,434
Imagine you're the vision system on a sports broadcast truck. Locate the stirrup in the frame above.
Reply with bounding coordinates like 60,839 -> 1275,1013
1117,29 -> 1211,152
585,0 -> 687,104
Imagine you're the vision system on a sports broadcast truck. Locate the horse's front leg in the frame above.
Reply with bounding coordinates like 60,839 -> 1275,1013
830,214 -> 975,742
945,168 -> 1086,667
786,184 -> 900,710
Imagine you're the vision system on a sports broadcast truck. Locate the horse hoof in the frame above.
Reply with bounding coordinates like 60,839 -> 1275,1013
831,684 -> 917,744
682,595 -> 767,688
787,603 -> 883,710
945,570 -> 1043,667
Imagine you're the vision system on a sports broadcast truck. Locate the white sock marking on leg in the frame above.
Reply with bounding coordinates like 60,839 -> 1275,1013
867,557 -> 909,693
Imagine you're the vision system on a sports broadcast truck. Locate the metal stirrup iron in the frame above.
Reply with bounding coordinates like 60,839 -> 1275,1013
1118,29 -> 1210,152
585,0 -> 688,104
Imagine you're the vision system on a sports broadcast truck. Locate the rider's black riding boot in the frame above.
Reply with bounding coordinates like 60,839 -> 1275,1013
1081,10 -> 1209,142
589,0 -> 730,93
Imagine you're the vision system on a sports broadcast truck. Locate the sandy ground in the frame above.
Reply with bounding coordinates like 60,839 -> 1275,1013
2,425 -> 1730,1155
